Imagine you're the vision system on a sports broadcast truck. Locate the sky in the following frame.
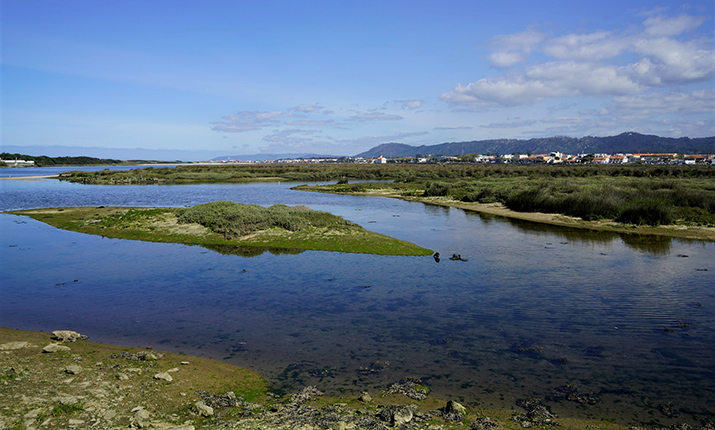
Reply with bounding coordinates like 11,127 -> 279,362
2,0 -> 714,160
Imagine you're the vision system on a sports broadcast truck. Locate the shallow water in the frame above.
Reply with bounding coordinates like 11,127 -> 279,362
1,172 -> 713,426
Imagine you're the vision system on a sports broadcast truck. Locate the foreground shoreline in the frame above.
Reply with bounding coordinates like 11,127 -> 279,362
2,326 -> 702,430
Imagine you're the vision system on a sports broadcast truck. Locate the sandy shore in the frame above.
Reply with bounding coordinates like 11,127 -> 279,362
0,174 -> 59,180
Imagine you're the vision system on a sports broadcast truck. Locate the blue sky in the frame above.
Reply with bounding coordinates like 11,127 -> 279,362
2,0 -> 713,160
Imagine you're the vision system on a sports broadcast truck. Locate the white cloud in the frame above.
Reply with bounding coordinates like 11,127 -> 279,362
285,120 -> 339,126
289,103 -> 324,113
481,119 -> 537,129
260,128 -> 321,149
442,62 -> 640,106
210,110 -> 299,133
396,99 -> 424,110
642,13 -> 707,37
542,117 -> 585,124
347,112 -> 403,121
442,10 -> 714,109
334,131 -> 429,147
609,89 -> 715,114
543,31 -> 627,60
489,29 -> 545,67
628,38 -> 715,85
434,126 -> 473,130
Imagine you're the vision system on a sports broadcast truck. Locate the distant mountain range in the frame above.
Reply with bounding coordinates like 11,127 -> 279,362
356,133 -> 715,158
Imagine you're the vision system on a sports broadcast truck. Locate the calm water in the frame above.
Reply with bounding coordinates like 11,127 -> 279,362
1,170 -> 713,426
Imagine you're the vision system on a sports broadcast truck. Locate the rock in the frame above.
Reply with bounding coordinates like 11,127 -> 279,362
103,409 -> 117,420
359,391 -> 372,403
130,407 -> 151,428
117,373 -> 129,380
378,405 -> 414,427
65,364 -> 83,375
110,350 -> 165,361
68,418 -> 85,426
393,407 -> 413,426
43,343 -> 71,353
195,390 -> 240,408
154,372 -> 173,382
181,361 -> 190,365
23,408 -> 43,419
51,330 -> 88,342
167,426 -> 195,430
511,399 -> 560,428
193,401 -> 214,417
383,377 -> 430,400
436,400 -> 467,422
472,416 -> 503,430
0,341 -> 32,350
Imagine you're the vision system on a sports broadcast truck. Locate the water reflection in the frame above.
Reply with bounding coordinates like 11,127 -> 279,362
1,178 -> 714,426
203,244 -> 306,257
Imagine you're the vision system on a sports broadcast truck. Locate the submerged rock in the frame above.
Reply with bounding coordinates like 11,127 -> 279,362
511,398 -> 560,428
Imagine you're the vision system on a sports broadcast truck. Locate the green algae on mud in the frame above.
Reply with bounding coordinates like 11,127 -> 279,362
0,327 -> 642,430
6,203 -> 432,256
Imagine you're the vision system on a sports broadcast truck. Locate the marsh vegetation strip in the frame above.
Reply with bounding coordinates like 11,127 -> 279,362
293,173 -> 715,240
8,202 -> 432,255
57,164 -> 715,236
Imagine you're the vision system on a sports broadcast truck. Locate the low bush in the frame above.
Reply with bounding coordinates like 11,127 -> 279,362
616,199 -> 675,226
177,201 -> 353,239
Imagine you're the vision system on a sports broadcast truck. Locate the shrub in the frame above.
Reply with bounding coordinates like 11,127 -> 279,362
178,201 -> 353,239
423,182 -> 451,197
616,199 -> 674,226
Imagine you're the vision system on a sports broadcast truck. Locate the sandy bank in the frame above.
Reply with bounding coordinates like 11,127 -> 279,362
0,174 -> 59,180
353,189 -> 715,242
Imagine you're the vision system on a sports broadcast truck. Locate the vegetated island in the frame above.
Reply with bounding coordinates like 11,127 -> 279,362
56,163 -> 715,241
7,201 -> 432,256
2,326 -> 659,430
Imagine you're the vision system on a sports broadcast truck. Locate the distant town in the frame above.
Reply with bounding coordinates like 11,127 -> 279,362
209,151 -> 715,166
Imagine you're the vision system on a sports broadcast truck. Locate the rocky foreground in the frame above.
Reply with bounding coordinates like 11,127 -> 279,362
1,328 -> 712,430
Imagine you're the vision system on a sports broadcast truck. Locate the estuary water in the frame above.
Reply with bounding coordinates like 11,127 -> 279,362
1,169 -> 713,426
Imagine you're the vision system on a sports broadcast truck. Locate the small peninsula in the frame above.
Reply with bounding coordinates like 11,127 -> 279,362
8,202 -> 432,256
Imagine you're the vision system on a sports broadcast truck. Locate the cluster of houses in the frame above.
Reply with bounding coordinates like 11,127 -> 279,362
468,152 -> 715,165
0,159 -> 36,167
209,151 -> 715,165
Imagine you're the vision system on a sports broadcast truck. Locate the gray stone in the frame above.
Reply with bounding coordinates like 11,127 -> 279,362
154,372 -> 173,382
359,391 -> 372,403
193,401 -> 214,417
51,330 -> 88,342
65,364 -> 83,375
0,341 -> 31,350
393,407 -> 413,426
43,343 -> 71,353
23,408 -> 43,419
130,407 -> 151,429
